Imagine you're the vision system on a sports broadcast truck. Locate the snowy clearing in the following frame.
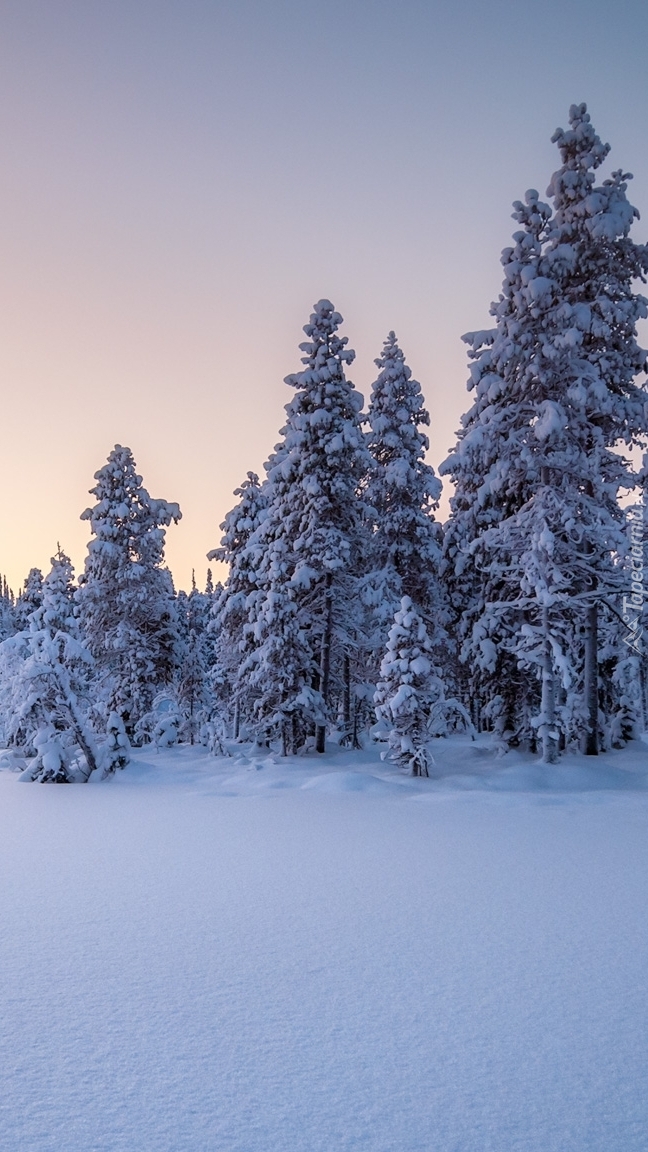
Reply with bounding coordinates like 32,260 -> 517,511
1,738 -> 648,1151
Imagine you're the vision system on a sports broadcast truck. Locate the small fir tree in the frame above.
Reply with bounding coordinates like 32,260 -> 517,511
374,598 -> 444,777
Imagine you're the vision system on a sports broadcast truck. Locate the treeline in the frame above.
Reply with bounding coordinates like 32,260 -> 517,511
1,103 -> 647,781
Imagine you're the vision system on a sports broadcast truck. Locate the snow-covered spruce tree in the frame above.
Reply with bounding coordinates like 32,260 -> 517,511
248,300 -> 371,752
364,332 -> 445,670
208,471 -> 268,738
76,445 -> 181,739
366,332 -> 443,602
504,107 -> 648,756
441,190 -> 554,745
443,105 -> 648,758
539,104 -> 648,753
15,568 -> 43,631
374,597 -> 447,776
2,550 -> 100,782
177,569 -> 215,646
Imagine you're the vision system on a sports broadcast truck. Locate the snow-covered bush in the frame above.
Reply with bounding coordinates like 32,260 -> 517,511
101,712 -> 131,777
2,550 -> 100,783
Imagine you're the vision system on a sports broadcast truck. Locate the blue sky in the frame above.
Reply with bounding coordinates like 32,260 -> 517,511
1,0 -> 647,590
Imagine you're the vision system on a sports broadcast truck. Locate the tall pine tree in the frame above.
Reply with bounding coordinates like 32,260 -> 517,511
442,105 -> 648,756
247,300 -> 371,752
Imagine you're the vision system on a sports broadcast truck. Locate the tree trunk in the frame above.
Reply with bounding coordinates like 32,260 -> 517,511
316,573 -> 334,754
234,699 -> 241,741
584,601 -> 599,755
581,477 -> 599,756
72,721 -> 99,780
351,699 -> 362,750
638,651 -> 648,734
471,694 -> 480,734
343,653 -> 351,727
556,683 -> 566,751
541,606 -> 558,763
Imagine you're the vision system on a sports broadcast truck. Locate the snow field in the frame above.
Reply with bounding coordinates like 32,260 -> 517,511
1,743 -> 648,1151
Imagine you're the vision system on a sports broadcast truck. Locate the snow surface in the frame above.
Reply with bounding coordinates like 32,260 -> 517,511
1,736 -> 648,1151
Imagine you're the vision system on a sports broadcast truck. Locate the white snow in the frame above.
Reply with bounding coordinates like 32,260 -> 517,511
1,738 -> 648,1151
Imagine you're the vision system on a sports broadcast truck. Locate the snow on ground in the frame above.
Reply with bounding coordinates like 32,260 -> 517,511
1,736 -> 648,1152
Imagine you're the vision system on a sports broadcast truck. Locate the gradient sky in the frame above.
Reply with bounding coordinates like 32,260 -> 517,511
1,0 -> 648,593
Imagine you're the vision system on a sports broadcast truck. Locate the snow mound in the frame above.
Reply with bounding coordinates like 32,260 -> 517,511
424,746 -> 645,792
302,770 -> 408,794
488,759 -> 648,792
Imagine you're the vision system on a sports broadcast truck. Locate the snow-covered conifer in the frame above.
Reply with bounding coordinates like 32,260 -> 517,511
539,104 -> 648,751
249,301 -> 371,751
443,105 -> 648,755
364,332 -> 446,679
441,189 -> 554,742
176,572 -> 215,668
366,332 -> 442,609
76,445 -> 182,737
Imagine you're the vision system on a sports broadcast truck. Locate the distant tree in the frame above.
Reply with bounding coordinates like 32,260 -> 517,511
15,568 -> 43,632
0,575 -> 16,641
208,471 -> 268,737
